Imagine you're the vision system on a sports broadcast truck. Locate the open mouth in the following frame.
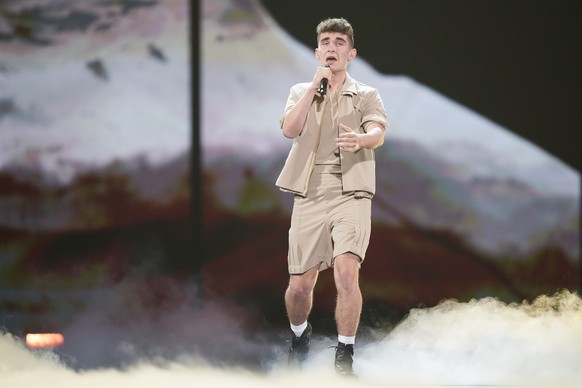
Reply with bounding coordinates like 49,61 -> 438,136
326,56 -> 337,65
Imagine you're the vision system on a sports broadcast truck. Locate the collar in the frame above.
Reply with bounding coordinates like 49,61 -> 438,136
341,73 -> 358,96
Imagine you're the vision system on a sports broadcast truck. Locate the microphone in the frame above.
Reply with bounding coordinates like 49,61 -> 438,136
318,64 -> 329,96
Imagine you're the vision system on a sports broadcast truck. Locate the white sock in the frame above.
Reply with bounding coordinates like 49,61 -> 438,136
338,335 -> 355,345
290,321 -> 308,337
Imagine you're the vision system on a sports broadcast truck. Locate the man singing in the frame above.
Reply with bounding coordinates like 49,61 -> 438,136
276,17 -> 388,376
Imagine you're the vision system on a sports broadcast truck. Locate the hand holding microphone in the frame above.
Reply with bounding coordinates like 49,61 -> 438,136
318,64 -> 330,96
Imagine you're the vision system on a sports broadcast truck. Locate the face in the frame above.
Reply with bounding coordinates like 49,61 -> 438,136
315,32 -> 356,71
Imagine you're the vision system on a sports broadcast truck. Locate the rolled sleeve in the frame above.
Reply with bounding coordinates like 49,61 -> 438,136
361,90 -> 388,132
279,84 -> 304,128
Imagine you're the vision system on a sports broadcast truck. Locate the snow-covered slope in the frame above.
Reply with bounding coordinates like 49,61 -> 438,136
0,0 -> 189,184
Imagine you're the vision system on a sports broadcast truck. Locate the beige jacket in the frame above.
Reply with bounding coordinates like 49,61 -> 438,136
276,74 -> 388,197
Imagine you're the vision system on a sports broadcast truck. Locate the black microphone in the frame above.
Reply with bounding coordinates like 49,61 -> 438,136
318,64 -> 329,96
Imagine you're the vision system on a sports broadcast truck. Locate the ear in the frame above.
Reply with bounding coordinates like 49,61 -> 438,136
349,48 -> 357,60
315,47 -> 321,61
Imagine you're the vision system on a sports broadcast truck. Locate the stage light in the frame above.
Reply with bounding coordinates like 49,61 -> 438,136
25,333 -> 64,349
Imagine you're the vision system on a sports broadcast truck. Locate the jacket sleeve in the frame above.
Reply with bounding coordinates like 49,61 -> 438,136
361,89 -> 388,132
279,84 -> 304,129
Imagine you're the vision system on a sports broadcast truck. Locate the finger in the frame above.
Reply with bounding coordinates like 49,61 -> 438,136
318,66 -> 332,81
339,145 -> 356,152
337,139 -> 355,148
339,123 -> 352,132
337,133 -> 356,142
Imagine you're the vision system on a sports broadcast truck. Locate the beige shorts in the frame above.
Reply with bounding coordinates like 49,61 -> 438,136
287,165 -> 372,274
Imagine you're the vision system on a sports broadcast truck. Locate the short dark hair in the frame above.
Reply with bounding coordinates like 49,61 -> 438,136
316,18 -> 354,48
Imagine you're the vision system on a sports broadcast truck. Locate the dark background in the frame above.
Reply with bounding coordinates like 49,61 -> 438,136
259,0 -> 582,172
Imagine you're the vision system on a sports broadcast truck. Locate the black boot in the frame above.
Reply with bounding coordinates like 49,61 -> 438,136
334,342 -> 356,377
287,322 -> 312,367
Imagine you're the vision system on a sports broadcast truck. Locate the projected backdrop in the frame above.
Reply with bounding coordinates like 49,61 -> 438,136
0,0 -> 190,335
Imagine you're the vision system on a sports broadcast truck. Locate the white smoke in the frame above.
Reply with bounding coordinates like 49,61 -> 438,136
2,291 -> 581,387
357,291 -> 582,386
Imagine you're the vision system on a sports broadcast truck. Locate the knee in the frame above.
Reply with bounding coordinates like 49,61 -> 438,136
335,272 -> 359,294
334,255 -> 360,293
288,273 -> 317,297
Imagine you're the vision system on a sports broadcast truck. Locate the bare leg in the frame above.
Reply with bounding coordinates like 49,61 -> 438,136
285,266 -> 319,325
333,253 -> 362,336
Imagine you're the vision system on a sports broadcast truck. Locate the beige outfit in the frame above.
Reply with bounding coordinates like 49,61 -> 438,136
276,74 -> 388,197
277,74 -> 388,274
